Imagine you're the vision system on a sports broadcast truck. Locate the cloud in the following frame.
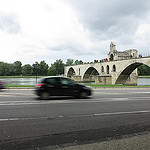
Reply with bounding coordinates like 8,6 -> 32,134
68,0 -> 150,45
0,14 -> 20,34
0,0 -> 150,65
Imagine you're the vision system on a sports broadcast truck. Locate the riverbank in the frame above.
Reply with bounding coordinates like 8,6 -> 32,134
138,76 -> 150,78
1,75 -> 150,78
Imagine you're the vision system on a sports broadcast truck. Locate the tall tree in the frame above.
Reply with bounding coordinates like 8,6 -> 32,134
39,60 -> 49,75
13,61 -> 22,75
32,62 -> 40,76
66,59 -> 74,66
0,62 -> 12,76
22,64 -> 33,76
48,59 -> 64,76
138,65 -> 150,75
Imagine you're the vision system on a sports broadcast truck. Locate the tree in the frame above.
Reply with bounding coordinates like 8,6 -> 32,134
32,61 -> 49,76
0,62 -> 12,76
39,61 -> 49,75
74,60 -> 83,65
13,61 -> 22,75
32,62 -> 40,76
48,59 -> 64,76
66,59 -> 74,66
138,65 -> 150,75
22,64 -> 33,76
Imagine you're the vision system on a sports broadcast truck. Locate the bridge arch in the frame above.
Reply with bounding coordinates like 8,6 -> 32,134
115,62 -> 143,84
83,67 -> 100,81
67,67 -> 76,78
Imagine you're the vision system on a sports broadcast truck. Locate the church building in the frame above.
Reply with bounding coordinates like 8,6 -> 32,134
108,42 -> 138,61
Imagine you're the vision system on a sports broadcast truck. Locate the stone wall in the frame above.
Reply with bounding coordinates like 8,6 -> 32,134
95,75 -> 112,85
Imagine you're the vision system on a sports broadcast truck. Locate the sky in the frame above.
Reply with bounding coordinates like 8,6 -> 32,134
0,0 -> 150,65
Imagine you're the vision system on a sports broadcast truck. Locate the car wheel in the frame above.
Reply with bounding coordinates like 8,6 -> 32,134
40,92 -> 49,100
80,91 -> 88,98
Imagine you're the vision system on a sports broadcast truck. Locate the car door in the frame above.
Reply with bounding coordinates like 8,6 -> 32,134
45,78 -> 60,96
59,78 -> 74,96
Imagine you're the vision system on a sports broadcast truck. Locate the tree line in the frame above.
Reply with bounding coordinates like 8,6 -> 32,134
138,64 -> 150,76
0,59 -> 149,76
0,59 -> 83,76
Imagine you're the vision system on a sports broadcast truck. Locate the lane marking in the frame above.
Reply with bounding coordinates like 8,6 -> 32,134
0,96 -> 150,106
94,110 -> 150,116
0,110 -> 150,122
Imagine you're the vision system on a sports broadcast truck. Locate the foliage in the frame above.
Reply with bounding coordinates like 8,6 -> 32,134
48,59 -> 64,76
138,64 -> 150,75
66,59 -> 74,66
74,60 -> 83,65
22,64 -> 33,76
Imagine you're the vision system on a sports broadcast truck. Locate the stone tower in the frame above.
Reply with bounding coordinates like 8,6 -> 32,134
110,41 -> 116,52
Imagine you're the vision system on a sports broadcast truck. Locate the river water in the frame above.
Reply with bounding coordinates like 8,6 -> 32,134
2,77 -> 150,86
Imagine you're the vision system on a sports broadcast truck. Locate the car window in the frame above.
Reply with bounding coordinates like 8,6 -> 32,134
46,78 -> 57,85
60,78 -> 73,85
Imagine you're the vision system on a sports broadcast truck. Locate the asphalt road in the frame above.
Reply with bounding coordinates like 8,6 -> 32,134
0,88 -> 150,149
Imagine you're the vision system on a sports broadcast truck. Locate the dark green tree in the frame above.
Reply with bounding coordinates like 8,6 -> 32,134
13,61 -> 22,75
39,61 -> 49,75
74,60 -> 83,65
66,59 -> 74,66
32,62 -> 40,76
0,62 -> 12,76
22,64 -> 33,76
48,59 -> 64,76
138,64 -> 150,75
32,61 -> 49,76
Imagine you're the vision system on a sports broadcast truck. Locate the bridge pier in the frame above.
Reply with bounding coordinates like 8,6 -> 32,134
95,75 -> 112,85
71,75 -> 81,82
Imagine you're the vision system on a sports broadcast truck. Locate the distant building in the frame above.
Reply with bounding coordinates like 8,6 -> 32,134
108,42 -> 138,61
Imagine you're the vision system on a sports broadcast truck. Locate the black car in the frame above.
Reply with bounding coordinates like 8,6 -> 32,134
35,76 -> 92,99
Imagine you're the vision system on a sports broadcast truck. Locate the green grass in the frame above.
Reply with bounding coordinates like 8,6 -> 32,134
85,84 -> 150,87
138,76 -> 150,78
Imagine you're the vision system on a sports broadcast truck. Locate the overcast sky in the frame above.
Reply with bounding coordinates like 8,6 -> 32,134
0,0 -> 150,65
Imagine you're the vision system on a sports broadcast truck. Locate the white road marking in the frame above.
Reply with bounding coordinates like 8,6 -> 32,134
0,96 -> 149,106
94,110 -> 150,116
0,110 -> 150,122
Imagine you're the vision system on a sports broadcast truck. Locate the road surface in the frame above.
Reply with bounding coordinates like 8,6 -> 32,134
0,88 -> 150,149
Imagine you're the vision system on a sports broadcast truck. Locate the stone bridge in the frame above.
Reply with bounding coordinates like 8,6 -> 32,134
64,57 -> 150,85
64,42 -> 150,85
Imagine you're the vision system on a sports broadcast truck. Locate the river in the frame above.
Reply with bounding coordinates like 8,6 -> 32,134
2,77 -> 150,86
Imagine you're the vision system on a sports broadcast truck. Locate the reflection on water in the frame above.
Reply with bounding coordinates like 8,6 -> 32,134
2,77 -> 150,86
138,78 -> 150,86
3,78 -> 37,85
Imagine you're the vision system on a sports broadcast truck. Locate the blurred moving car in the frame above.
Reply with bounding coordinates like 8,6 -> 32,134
35,76 -> 92,99
0,79 -> 5,89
